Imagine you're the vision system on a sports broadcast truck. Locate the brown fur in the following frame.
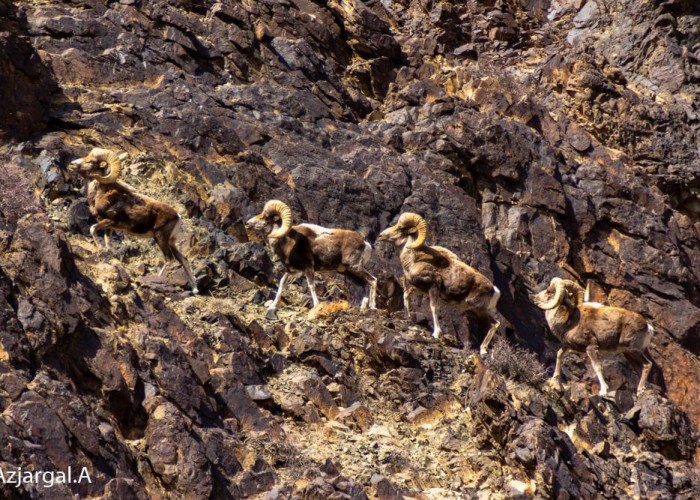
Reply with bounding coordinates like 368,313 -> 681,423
548,304 -> 650,353
399,245 -> 495,310
245,208 -> 377,314
534,279 -> 653,395
378,216 -> 500,355
70,152 -> 198,293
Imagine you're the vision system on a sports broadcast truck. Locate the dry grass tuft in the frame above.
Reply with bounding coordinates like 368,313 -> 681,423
0,161 -> 42,222
485,336 -> 547,387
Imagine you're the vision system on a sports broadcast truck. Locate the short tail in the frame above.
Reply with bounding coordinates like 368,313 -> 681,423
362,241 -> 372,267
488,285 -> 500,311
644,323 -> 654,349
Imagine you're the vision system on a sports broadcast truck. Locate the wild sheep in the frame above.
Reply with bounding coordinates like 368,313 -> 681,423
245,200 -> 377,319
378,212 -> 501,356
69,148 -> 198,294
532,277 -> 653,396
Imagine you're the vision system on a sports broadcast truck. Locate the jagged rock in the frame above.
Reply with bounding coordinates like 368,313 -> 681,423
68,198 -> 93,236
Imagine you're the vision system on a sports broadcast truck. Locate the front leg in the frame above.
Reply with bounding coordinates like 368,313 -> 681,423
90,219 -> 116,251
267,272 -> 289,319
429,287 -> 441,339
403,285 -> 413,318
547,346 -> 568,391
304,268 -> 320,308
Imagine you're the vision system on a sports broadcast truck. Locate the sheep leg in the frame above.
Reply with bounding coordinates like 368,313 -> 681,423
267,272 -> 289,319
304,269 -> 320,308
103,229 -> 112,250
90,219 -> 116,252
368,272 -> 377,309
403,286 -> 413,317
429,287 -> 442,339
349,268 -> 377,310
170,244 -> 199,294
549,347 -> 568,390
624,350 -> 653,395
479,285 -> 501,356
155,226 -> 199,294
586,345 -> 609,396
637,351 -> 652,395
479,318 -> 501,357
158,262 -> 171,277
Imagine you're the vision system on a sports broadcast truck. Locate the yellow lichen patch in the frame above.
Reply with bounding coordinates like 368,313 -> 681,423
603,146 -> 627,161
606,230 -> 621,253
306,300 -> 350,320
0,342 -> 9,362
262,156 -> 296,189
144,74 -> 165,89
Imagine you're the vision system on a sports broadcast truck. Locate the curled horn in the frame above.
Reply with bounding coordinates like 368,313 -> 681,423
90,148 -> 122,184
403,213 -> 427,249
535,277 -> 565,310
562,279 -> 585,306
265,200 -> 293,238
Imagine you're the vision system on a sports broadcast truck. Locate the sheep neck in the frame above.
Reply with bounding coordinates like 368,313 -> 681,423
544,303 -> 581,342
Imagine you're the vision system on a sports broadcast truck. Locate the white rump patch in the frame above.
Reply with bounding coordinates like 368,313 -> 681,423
299,223 -> 334,236
583,302 -> 604,308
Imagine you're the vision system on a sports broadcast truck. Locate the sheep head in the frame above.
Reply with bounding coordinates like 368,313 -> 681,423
69,148 -> 123,184
532,277 -> 584,310
378,212 -> 427,249
245,200 -> 293,239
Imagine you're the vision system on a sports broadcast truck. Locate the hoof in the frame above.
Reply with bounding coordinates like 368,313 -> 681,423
191,287 -> 200,295
546,378 -> 563,391
265,308 -> 278,320
432,330 -> 441,339
360,297 -> 369,310
479,348 -> 488,357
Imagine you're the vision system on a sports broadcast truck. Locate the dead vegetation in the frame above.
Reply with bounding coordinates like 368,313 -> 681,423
0,160 -> 42,223
485,336 -> 547,387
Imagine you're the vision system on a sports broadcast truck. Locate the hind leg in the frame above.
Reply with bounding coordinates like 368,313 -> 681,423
348,268 -> 377,310
624,349 -> 653,395
155,227 -> 198,294
586,345 -> 609,396
478,286 -> 501,356
304,269 -> 320,307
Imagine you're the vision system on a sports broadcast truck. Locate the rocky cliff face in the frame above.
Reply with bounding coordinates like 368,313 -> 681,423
1,0 -> 699,497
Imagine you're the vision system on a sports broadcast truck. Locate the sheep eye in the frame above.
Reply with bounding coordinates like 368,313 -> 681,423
99,161 -> 107,168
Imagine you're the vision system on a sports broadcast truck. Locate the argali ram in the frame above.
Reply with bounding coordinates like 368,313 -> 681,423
378,212 -> 501,356
532,277 -> 654,396
69,148 -> 198,294
245,200 -> 377,319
